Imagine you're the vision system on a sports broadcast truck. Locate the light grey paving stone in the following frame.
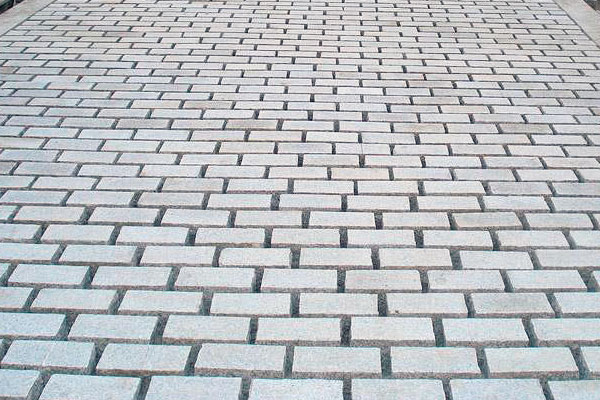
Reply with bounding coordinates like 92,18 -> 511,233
453,212 -> 522,229
526,213 -> 593,230
485,347 -> 578,378
532,319 -> 600,345
15,206 -> 85,223
497,231 -> 570,250
300,293 -> 378,316
388,293 -> 468,317
0,369 -> 41,400
459,251 -> 533,270
255,317 -> 340,345
175,267 -> 254,292
554,292 -> 600,317
235,211 -> 302,227
391,347 -> 480,378
89,208 -> 159,225
299,248 -> 372,269
40,374 -> 141,400
118,290 -> 203,315
146,376 -> 242,400
117,226 -> 188,245
549,380 -> 600,400
195,228 -> 264,246
0,243 -> 59,263
535,250 -> 600,270
293,346 -> 381,378
351,317 -> 434,346
428,271 -> 505,292
507,270 -> 587,292
451,379 -> 545,400
219,248 -> 291,268
309,211 -> 375,228
569,231 -> 600,249
68,314 -> 157,343
140,246 -> 215,267
97,343 -> 190,376
379,248 -> 452,270
249,379 -> 343,400
1,340 -> 95,373
471,293 -> 554,317
347,196 -> 410,212
195,343 -> 286,377
261,269 -> 337,293
60,245 -> 137,265
31,288 -> 117,313
581,347 -> 600,377
423,230 -> 493,250
67,191 -> 134,207
383,212 -> 450,229
91,267 -> 171,289
163,316 -> 250,344
345,270 -> 422,293
346,229 -> 415,248
138,193 -> 205,208
352,379 -> 445,400
207,194 -> 272,210
0,223 -> 40,241
211,293 -> 291,316
0,287 -> 33,311
271,228 -> 339,248
0,312 -> 65,339
161,209 -> 229,227
8,264 -> 89,288
41,225 -> 114,244
443,318 -> 529,347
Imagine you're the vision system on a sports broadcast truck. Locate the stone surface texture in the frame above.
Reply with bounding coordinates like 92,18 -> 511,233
0,0 -> 599,397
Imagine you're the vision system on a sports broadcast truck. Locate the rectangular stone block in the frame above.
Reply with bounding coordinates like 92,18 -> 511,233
97,343 -> 190,376
195,343 -> 286,377
391,347 -> 480,378
293,346 -> 381,378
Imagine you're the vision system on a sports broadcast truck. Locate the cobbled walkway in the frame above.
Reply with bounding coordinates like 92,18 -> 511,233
0,0 -> 600,398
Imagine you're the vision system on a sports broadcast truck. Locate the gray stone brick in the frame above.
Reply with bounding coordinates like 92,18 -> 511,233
119,290 -> 203,315
40,375 -> 140,400
391,347 -> 480,378
195,343 -> 286,377
256,317 -> 340,345
69,314 -> 157,343
293,346 -> 381,378
388,293 -> 468,317
485,347 -> 578,378
146,376 -> 241,400
549,380 -> 600,400
249,379 -> 342,400
0,312 -> 65,339
97,343 -> 190,376
163,316 -> 250,344
8,264 -> 89,288
352,379 -> 445,400
451,379 -> 545,400
0,369 -> 41,400
1,340 -> 95,373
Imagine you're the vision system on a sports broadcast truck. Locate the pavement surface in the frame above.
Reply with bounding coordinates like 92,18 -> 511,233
0,0 -> 600,398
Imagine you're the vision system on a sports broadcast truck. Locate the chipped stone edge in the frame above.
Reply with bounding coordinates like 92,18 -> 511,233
0,0 -> 55,36
555,0 -> 600,46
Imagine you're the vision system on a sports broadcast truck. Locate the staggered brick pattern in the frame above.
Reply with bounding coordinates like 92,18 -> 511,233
0,0 -> 600,398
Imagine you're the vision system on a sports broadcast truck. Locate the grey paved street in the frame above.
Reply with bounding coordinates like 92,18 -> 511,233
0,0 -> 600,398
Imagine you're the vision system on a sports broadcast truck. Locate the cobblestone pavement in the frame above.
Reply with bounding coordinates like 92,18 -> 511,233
0,0 -> 600,398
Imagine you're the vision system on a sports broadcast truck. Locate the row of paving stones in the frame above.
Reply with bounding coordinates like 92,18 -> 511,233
2,371 -> 599,400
